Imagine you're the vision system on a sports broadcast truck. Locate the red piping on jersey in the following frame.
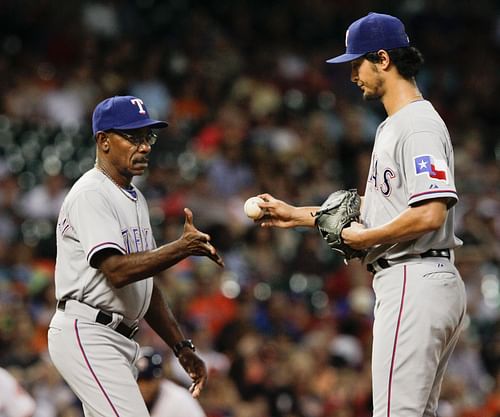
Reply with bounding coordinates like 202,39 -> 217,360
409,189 -> 457,200
86,242 -> 126,262
74,319 -> 121,417
387,265 -> 407,417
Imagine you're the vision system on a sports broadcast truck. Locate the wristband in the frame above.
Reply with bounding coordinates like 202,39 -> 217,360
173,339 -> 195,357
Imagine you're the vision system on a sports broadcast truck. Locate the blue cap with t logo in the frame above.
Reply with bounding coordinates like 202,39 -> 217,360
92,95 -> 168,135
326,13 -> 410,64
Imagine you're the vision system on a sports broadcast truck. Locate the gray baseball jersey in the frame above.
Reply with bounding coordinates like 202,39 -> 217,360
54,168 -> 154,322
49,168 -> 156,416
360,100 -> 466,416
362,100 -> 462,264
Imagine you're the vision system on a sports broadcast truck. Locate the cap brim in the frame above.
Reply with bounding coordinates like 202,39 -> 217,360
326,53 -> 365,64
114,118 -> 168,130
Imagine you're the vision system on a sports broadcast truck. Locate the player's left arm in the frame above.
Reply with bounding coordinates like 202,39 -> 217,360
144,283 -> 207,398
342,197 -> 448,249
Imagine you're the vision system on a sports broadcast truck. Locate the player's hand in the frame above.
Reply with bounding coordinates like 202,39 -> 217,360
341,221 -> 370,249
178,350 -> 208,398
182,208 -> 224,267
256,193 -> 298,228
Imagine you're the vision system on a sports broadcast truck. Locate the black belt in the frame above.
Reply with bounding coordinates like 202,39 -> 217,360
367,249 -> 451,274
57,300 -> 139,339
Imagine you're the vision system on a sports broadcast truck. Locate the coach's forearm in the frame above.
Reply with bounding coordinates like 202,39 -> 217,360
97,239 -> 190,288
144,283 -> 186,349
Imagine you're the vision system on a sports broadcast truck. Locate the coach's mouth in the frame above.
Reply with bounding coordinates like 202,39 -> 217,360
133,159 -> 149,168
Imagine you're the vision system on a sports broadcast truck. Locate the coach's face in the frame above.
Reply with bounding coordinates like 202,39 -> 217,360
106,127 -> 153,177
350,56 -> 384,101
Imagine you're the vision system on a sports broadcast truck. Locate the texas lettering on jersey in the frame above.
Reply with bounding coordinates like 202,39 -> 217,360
57,217 -> 152,254
368,154 -> 397,196
122,227 -> 152,253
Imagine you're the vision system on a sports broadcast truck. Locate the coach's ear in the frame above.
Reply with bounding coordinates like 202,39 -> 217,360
95,131 -> 110,153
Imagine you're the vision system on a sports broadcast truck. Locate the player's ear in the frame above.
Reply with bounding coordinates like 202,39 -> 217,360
376,50 -> 391,70
95,131 -> 110,152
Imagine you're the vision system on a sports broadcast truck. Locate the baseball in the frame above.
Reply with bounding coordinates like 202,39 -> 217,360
244,196 -> 264,220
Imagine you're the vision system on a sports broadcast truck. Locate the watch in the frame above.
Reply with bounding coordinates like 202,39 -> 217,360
173,339 -> 196,357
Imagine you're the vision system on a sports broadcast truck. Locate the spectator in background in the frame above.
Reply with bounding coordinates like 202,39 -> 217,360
19,174 -> 68,221
136,347 -> 206,417
0,366 -> 35,417
130,49 -> 172,122
0,174 -> 22,243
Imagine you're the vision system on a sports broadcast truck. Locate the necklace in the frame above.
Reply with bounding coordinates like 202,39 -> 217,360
95,165 -> 137,201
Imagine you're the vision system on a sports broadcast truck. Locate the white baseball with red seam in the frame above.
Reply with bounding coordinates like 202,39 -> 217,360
244,196 -> 264,219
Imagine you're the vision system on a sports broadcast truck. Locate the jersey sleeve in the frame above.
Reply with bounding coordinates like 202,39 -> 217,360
69,189 -> 127,266
400,131 -> 458,208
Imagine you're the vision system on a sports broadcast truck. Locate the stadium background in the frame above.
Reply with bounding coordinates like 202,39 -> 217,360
0,1 -> 498,416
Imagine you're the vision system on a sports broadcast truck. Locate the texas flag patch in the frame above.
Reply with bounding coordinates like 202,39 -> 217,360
414,155 -> 448,183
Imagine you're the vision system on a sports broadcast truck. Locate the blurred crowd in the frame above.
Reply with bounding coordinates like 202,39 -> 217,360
0,1 -> 499,416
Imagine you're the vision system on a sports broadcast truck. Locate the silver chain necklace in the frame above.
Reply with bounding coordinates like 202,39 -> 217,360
95,165 -> 137,201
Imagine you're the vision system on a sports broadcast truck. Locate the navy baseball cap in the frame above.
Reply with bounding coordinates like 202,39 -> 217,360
327,13 -> 410,64
92,95 -> 168,135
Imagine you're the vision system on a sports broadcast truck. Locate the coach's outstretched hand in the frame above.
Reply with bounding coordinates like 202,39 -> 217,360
178,349 -> 208,398
181,208 -> 224,267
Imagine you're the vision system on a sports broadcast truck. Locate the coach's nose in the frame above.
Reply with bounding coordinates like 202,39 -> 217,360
137,142 -> 152,154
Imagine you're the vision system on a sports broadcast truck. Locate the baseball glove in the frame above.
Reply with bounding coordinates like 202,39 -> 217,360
314,189 -> 366,261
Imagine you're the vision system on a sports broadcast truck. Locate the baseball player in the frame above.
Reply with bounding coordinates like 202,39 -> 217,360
0,367 -> 35,417
48,96 -> 224,417
136,347 -> 207,417
257,13 -> 466,417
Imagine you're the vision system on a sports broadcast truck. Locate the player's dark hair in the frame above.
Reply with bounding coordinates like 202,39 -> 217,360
365,47 -> 424,79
